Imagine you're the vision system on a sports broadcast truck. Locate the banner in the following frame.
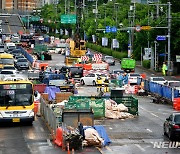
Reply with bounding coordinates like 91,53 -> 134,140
112,39 -> 119,48
102,37 -> 108,46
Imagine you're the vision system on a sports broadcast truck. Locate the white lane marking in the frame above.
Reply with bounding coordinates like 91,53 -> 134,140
47,139 -> 52,146
135,144 -> 145,152
40,127 -> 44,132
146,129 -> 152,132
150,113 -> 159,118
109,127 -> 113,130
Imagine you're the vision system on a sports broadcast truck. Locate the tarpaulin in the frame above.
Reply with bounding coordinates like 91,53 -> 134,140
94,125 -> 111,146
44,86 -> 60,100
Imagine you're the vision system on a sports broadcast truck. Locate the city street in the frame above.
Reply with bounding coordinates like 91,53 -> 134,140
0,53 -> 179,154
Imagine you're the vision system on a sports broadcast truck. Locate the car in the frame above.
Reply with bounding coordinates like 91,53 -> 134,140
149,77 -> 167,85
128,73 -> 142,85
103,56 -> 115,65
165,81 -> 180,90
164,112 -> 180,140
1,65 -> 17,74
15,58 -> 29,70
10,49 -> 22,57
0,70 -> 15,76
14,55 -> 25,62
110,69 -> 124,79
80,73 -> 108,86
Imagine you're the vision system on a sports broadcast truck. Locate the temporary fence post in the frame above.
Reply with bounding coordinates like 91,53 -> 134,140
172,88 -> 174,102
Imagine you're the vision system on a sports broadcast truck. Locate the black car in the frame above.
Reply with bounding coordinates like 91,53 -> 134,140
15,58 -> 29,70
164,112 -> 180,140
10,49 -> 22,57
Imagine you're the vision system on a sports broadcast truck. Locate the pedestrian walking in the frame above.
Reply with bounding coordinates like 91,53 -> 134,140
122,73 -> 129,85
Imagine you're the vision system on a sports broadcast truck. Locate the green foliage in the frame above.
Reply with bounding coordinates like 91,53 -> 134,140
112,51 -> 128,60
142,60 -> 150,69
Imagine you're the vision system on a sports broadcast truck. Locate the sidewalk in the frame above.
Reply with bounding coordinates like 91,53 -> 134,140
136,61 -> 180,81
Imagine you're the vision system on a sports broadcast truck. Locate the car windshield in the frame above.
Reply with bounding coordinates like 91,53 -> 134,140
0,45 -> 4,49
130,74 -> 140,77
3,66 -> 15,70
169,82 -> 180,87
0,71 -> 13,74
1,59 -> 14,65
18,59 -> 27,62
153,78 -> 165,81
105,56 -> 113,60
174,114 -> 180,123
113,70 -> 124,74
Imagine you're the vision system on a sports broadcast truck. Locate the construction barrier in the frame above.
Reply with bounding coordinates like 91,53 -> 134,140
34,84 -> 47,93
173,98 -> 180,111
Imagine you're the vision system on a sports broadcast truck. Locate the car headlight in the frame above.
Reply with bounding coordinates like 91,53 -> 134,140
29,110 -> 34,117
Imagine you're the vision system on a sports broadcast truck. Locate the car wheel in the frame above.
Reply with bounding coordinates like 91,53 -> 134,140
163,125 -> 167,136
81,80 -> 85,85
113,62 -> 115,65
93,81 -> 96,86
168,131 -> 174,140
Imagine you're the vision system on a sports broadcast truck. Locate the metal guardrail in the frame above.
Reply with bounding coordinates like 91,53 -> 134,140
40,97 -> 62,136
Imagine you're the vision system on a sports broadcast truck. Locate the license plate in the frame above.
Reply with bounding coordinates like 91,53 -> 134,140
12,118 -> 20,122
74,75 -> 79,77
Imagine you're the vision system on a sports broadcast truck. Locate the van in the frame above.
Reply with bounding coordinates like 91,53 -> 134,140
4,42 -> 16,51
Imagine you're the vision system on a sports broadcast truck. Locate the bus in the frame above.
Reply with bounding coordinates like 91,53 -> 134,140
0,75 -> 35,124
0,53 -> 14,69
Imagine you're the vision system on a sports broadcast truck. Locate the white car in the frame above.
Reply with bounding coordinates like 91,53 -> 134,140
128,73 -> 141,85
80,73 -> 107,86
149,77 -> 167,85
1,65 -> 17,74
166,81 -> 180,90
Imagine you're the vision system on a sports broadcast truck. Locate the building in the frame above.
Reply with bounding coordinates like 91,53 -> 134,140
0,0 -> 36,11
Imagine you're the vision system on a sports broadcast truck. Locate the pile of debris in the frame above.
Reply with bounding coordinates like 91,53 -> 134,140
105,99 -> 134,119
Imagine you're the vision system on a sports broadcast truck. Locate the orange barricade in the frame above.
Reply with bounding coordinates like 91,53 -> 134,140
54,127 -> 63,147
39,63 -> 48,70
141,74 -> 146,79
173,98 -> 180,111
34,101 -> 40,115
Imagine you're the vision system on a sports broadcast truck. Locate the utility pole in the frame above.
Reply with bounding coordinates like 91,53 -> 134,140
167,2 -> 171,75
95,0 -> 98,31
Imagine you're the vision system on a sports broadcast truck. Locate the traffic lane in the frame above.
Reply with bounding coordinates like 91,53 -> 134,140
0,117 -> 64,154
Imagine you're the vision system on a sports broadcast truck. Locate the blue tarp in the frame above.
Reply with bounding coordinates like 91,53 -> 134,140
94,125 -> 111,146
44,86 -> 60,100
83,125 -> 111,146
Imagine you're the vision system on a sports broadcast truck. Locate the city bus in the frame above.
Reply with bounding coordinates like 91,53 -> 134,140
0,75 -> 35,124
0,53 -> 14,69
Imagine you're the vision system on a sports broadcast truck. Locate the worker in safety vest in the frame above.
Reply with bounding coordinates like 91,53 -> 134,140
104,76 -> 109,92
96,76 -> 103,92
77,57 -> 82,64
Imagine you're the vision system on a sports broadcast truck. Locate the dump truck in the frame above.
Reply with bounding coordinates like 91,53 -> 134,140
121,58 -> 136,73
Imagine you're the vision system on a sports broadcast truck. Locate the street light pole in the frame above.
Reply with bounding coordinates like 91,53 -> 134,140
167,2 -> 171,75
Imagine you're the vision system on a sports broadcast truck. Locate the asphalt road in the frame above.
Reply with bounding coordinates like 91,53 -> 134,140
0,53 -> 179,154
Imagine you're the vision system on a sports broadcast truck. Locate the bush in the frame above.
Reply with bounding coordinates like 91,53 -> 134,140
112,51 -> 128,60
142,60 -> 150,69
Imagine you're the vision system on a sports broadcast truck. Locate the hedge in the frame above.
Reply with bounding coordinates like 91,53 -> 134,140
142,60 -> 150,69
86,42 -> 127,60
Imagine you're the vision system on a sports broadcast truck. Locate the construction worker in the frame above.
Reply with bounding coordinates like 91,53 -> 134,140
96,76 -> 103,92
104,76 -> 109,92
122,72 -> 129,85
162,62 -> 168,76
77,57 -> 82,64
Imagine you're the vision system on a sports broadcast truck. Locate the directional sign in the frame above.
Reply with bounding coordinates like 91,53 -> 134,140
141,26 -> 152,30
156,35 -> 166,41
111,26 -> 117,33
105,26 -> 111,33
61,14 -> 76,24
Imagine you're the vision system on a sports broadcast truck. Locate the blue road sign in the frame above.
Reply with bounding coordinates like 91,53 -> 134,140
105,26 -> 111,33
156,35 -> 166,41
111,26 -> 117,33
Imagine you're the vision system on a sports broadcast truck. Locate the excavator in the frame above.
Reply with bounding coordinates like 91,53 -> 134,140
65,0 -> 86,65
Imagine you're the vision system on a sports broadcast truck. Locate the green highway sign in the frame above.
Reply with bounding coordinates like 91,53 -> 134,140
61,14 -> 76,24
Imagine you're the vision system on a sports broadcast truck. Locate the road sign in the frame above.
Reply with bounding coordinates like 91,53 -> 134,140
105,26 -> 111,33
135,25 -> 141,32
111,26 -> 117,33
141,26 -> 152,30
156,35 -> 166,41
61,14 -> 76,24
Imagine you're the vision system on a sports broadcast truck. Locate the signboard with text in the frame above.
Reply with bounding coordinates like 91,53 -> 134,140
61,14 -> 76,24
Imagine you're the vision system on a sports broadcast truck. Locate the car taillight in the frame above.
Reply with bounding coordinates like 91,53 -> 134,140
173,125 -> 180,129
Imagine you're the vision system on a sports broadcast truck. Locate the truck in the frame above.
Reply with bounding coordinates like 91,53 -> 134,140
121,58 -> 136,73
0,53 -> 14,69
